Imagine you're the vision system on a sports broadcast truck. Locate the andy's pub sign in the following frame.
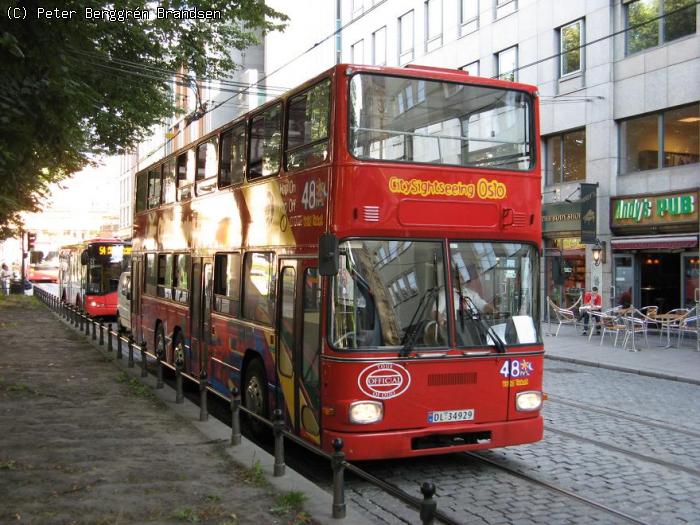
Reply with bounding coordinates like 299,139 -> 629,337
610,189 -> 698,232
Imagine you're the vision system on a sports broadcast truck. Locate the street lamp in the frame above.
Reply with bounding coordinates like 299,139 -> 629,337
591,239 -> 605,266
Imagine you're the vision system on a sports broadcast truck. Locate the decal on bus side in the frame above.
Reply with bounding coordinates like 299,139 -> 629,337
358,362 -> 411,400
388,176 -> 507,200
499,359 -> 534,388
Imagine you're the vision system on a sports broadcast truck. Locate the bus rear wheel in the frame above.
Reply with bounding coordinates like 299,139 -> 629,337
244,359 -> 268,436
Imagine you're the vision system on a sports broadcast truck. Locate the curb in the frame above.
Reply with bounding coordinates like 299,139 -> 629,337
545,354 -> 700,386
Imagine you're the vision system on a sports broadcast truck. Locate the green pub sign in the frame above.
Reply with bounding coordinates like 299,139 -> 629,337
611,190 -> 699,231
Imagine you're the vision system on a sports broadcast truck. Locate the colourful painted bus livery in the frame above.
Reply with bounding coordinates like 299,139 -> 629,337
131,64 -> 543,460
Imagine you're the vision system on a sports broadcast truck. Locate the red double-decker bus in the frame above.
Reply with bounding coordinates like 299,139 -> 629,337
131,64 -> 543,460
59,238 -> 131,318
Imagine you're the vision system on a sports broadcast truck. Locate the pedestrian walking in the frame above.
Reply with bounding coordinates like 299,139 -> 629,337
1,263 -> 11,295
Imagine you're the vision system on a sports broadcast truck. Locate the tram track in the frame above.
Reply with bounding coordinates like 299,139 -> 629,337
464,451 -> 650,525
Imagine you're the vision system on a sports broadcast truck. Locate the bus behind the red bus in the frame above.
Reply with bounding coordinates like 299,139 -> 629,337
131,64 -> 543,460
59,238 -> 131,318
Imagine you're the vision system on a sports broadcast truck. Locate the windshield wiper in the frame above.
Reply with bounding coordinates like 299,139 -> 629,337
463,297 -> 506,354
400,285 -> 440,358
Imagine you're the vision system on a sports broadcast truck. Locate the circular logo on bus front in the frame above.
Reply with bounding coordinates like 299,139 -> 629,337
358,362 -> 411,400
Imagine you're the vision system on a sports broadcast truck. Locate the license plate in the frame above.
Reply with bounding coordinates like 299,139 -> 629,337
428,409 -> 475,423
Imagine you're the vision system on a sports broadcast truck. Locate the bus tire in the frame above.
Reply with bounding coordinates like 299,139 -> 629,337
243,358 -> 268,436
172,330 -> 186,371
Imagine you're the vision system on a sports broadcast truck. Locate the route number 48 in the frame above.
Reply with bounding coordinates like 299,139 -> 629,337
500,360 -> 524,378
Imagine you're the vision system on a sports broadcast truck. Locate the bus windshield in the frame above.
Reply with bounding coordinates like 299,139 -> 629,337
86,244 -> 128,295
349,73 -> 533,170
330,239 -> 540,350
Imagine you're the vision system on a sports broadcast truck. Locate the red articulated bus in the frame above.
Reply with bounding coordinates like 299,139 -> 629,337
59,238 -> 131,318
131,64 -> 543,460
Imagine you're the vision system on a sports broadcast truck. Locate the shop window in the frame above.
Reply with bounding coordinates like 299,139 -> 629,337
559,20 -> 583,77
286,79 -> 331,171
620,103 -> 699,174
219,122 -> 246,188
625,0 -> 696,56
248,103 -> 282,179
214,252 -> 241,316
242,252 -> 275,325
496,46 -> 517,82
545,128 -> 586,184
546,238 -> 585,309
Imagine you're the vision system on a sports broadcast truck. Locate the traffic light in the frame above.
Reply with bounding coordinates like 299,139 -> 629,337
27,232 -> 36,251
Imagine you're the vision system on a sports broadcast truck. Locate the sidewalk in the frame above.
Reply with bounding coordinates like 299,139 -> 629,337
543,323 -> 700,385
0,295 -> 365,525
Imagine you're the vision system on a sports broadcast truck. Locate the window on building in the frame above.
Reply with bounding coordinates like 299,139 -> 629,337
620,103 -> 700,173
560,20 -> 583,77
496,0 -> 517,18
162,158 -> 177,204
626,0 -> 696,55
425,0 -> 442,51
196,139 -> 217,181
242,252 -> 275,325
398,10 -> 414,64
352,0 -> 364,18
351,39 -> 364,64
214,252 -> 241,316
286,79 -> 331,171
219,122 -> 246,188
372,27 -> 387,65
147,167 -> 162,209
248,103 -> 282,179
546,129 -> 586,185
460,60 -> 480,76
461,0 -> 479,26
496,45 -> 518,81
173,253 -> 191,303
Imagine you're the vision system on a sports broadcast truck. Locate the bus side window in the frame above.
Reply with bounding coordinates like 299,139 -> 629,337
135,170 -> 148,213
147,166 -> 162,209
286,79 -> 331,171
145,253 -> 157,296
242,252 -> 275,325
219,122 -> 246,188
214,252 -> 241,316
157,253 -> 173,299
162,158 -> 177,204
173,253 -> 191,303
248,103 -> 282,180
196,139 -> 218,181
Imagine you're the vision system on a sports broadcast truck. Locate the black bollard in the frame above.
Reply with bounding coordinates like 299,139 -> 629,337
230,386 -> 241,445
331,438 -> 346,519
91,319 -> 97,340
107,324 -> 113,352
419,482 -> 437,525
84,314 -> 90,336
155,343 -> 164,389
127,335 -> 135,368
198,369 -> 208,421
140,341 -> 148,378
80,311 -> 85,332
174,352 -> 184,403
273,409 -> 285,477
116,332 -> 123,360
99,322 -> 104,346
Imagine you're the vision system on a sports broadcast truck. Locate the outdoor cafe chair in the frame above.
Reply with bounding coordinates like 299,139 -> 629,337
547,296 -> 579,337
594,311 -> 626,347
676,312 -> 699,351
659,308 -> 690,347
621,309 -> 649,351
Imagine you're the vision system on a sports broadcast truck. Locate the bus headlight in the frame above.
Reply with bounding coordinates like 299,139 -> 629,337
515,391 -> 542,412
349,401 -> 383,424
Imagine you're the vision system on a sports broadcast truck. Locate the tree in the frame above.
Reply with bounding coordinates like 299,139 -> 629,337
0,0 -> 287,238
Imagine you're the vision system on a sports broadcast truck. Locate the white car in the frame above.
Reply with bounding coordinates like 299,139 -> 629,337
117,271 -> 131,334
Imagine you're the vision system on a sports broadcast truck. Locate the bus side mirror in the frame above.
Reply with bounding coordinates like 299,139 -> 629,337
80,250 -> 88,265
318,233 -> 339,276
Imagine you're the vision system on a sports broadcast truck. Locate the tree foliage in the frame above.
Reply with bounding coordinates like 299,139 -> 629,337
0,0 -> 287,238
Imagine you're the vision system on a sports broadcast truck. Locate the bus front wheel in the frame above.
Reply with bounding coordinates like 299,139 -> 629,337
244,359 -> 268,436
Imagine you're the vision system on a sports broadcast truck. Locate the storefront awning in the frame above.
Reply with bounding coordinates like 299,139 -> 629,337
611,235 -> 698,250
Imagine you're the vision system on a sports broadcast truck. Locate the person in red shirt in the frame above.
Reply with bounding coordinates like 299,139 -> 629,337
580,286 -> 602,335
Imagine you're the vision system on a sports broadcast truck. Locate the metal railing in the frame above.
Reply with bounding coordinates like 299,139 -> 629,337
32,287 -> 462,525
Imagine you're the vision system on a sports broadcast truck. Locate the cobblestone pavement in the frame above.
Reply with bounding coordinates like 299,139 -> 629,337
333,360 -> 700,524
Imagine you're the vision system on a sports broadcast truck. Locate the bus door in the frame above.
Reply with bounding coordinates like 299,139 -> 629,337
190,258 -> 213,377
276,259 -> 321,444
